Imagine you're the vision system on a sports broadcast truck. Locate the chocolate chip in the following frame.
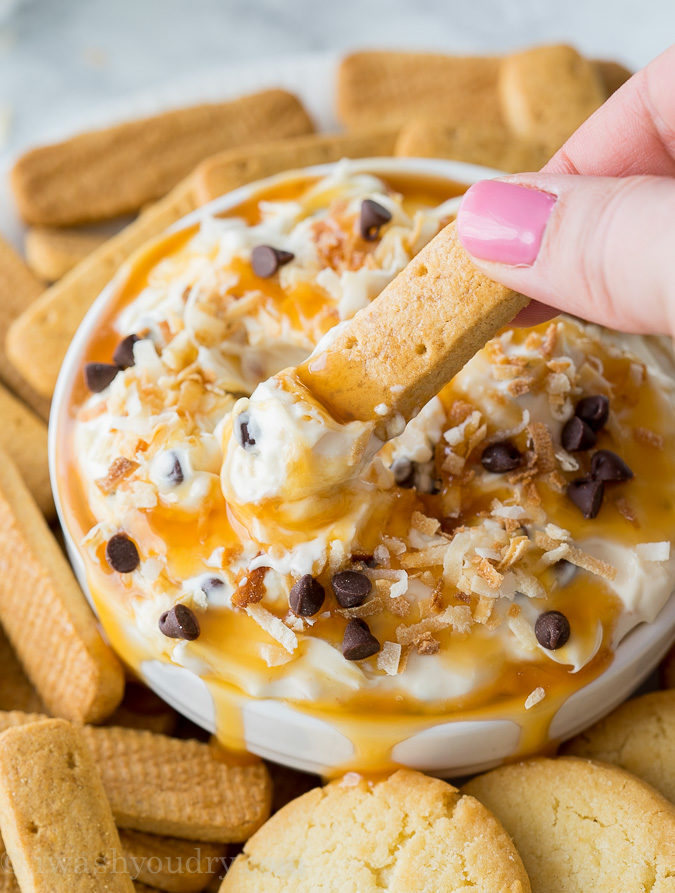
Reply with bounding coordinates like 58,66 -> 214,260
113,334 -> 140,369
567,477 -> 604,519
481,440 -> 523,473
85,362 -> 119,393
590,449 -> 633,483
251,245 -> 294,278
575,395 -> 610,431
391,457 -> 416,488
351,552 -> 377,568
236,412 -> 257,448
165,453 -> 184,485
535,610 -> 571,650
289,574 -> 325,617
359,199 -> 392,241
332,570 -> 372,608
106,533 -> 140,573
158,604 -> 200,640
202,577 -> 225,596
342,618 -> 380,660
561,416 -> 597,452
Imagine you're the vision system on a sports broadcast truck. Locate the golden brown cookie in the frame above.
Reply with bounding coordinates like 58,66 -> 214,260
298,221 -> 526,430
0,718 -> 134,892
192,127 -> 399,204
0,236 -> 51,419
337,51 -> 503,130
464,756 -> 675,892
120,829 -> 226,892
7,175 -> 198,399
0,626 -> 45,715
0,450 -> 125,722
395,117 -> 550,172
562,690 -> 675,803
0,711 -> 271,843
25,226 -> 109,281
221,769 -> 530,891
499,45 -> 606,153
593,58 -> 632,95
0,383 -> 53,518
11,90 -> 314,226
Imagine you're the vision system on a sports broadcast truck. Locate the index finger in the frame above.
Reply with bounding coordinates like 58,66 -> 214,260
545,43 -> 675,177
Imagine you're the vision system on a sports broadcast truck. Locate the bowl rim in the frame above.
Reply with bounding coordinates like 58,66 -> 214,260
49,156 -> 675,769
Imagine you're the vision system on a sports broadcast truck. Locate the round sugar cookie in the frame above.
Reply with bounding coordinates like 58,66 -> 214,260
562,690 -> 675,803
221,769 -> 530,892
463,757 -> 675,893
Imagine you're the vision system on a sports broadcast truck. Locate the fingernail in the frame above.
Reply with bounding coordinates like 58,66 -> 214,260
457,180 -> 556,266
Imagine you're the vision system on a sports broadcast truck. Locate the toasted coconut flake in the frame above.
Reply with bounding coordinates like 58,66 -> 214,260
337,595 -> 384,619
507,377 -> 533,397
633,426 -> 664,449
382,536 -> 406,555
396,604 -> 472,646
636,542 -> 671,562
545,523 -> 571,542
373,543 -> 390,567
442,450 -> 465,475
492,363 -> 527,381
400,545 -> 448,569
377,641 -> 402,675
507,603 -> 521,619
328,539 -> 347,574
389,570 -> 409,599
447,400 -> 476,426
541,323 -> 558,358
555,449 -> 579,472
232,566 -> 268,609
615,496 -> 639,526
487,409 -> 531,445
411,511 -> 441,536
416,632 -> 440,655
538,543 -> 570,569
474,556 -> 503,589
528,422 -> 557,475
565,544 -> 617,580
491,500 -> 527,521
473,596 -> 494,624
260,644 -> 294,667
499,535 -> 530,570
525,686 -> 546,709
512,569 -> 546,599
95,457 -> 140,494
246,603 -> 297,653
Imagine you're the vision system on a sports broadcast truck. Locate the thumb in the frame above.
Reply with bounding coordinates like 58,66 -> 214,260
456,174 -> 675,335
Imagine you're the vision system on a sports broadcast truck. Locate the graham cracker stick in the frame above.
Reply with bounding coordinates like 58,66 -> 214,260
0,718 -> 134,892
7,176 -> 198,399
0,711 -> 272,843
395,118 -> 550,172
119,830 -> 226,893
299,221 -> 527,429
0,382 -> 54,518
0,626 -> 45,715
593,58 -> 632,96
0,450 -> 124,722
25,226 -> 109,282
12,90 -> 314,226
337,50 -> 503,130
499,44 -> 606,153
0,237 -> 51,419
192,127 -> 399,204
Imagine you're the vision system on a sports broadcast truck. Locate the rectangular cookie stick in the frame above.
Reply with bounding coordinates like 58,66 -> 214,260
0,451 -> 124,722
0,382 -> 54,518
0,237 -> 51,420
192,127 -> 399,204
7,176 -> 199,399
11,90 -> 314,226
119,830 -> 226,893
0,718 -> 134,892
0,626 -> 45,715
0,711 -> 272,843
337,51 -> 503,130
25,226 -> 109,282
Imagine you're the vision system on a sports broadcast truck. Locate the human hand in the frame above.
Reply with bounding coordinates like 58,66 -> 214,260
456,44 -> 675,335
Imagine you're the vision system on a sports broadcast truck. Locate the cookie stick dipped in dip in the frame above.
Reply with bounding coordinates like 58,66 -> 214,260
221,221 -> 528,540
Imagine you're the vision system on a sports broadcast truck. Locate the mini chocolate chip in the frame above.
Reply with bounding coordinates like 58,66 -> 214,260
391,457 -> 416,488
158,604 -> 200,640
567,477 -> 604,519
164,452 -> 184,485
85,362 -> 119,393
359,199 -> 392,241
342,618 -> 380,660
575,395 -> 610,431
535,610 -> 571,650
561,416 -> 597,452
481,440 -> 523,473
202,577 -> 225,595
590,449 -> 634,483
106,533 -> 140,573
113,334 -> 140,369
351,552 -> 378,568
236,412 -> 257,448
251,245 -> 294,278
289,574 -> 325,617
332,570 -> 372,608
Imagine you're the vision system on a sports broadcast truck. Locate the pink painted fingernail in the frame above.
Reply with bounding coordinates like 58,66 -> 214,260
457,180 -> 556,266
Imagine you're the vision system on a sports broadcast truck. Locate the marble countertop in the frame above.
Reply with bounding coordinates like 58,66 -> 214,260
0,0 -> 673,161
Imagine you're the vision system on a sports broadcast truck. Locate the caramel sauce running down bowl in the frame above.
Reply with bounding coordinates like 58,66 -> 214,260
49,158 -> 675,777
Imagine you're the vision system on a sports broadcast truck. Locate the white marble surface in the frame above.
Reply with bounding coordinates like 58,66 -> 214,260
1,0 -> 674,163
